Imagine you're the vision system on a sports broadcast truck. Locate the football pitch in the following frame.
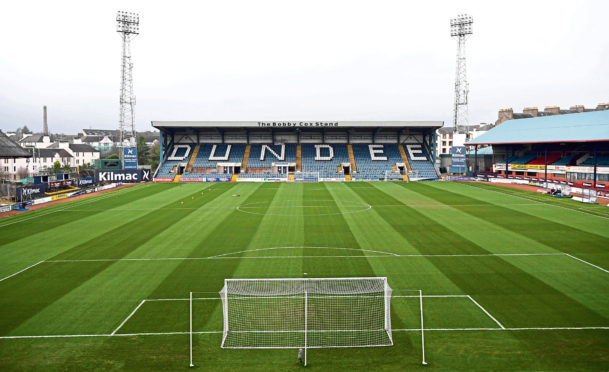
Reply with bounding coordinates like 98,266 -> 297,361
1,181 -> 608,371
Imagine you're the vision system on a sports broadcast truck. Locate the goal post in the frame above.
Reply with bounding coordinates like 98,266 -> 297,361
294,172 -> 320,182
217,277 -> 393,366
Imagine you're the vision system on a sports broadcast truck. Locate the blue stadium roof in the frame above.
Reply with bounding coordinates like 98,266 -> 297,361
467,146 -> 493,155
466,110 -> 609,145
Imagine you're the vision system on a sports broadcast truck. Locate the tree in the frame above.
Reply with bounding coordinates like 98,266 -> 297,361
137,136 -> 150,165
149,142 -> 160,172
16,167 -> 29,180
103,145 -> 120,159
78,163 -> 94,178
62,164 -> 72,173
53,161 -> 62,174
0,166 -> 8,182
21,126 -> 31,134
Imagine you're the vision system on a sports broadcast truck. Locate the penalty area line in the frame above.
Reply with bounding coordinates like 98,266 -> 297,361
111,300 -> 146,336
467,295 -> 505,329
0,261 -> 45,283
144,294 -> 470,302
564,253 -> 609,274
2,327 -> 609,340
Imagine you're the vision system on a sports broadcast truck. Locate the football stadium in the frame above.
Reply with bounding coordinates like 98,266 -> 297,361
1,114 -> 609,370
1,3 -> 609,371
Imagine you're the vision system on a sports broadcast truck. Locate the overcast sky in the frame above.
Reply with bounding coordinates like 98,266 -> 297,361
0,0 -> 607,134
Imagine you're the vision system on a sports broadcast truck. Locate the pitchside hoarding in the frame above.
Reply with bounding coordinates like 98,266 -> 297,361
78,177 -> 95,187
95,169 -> 150,183
123,147 -> 138,169
16,184 -> 47,199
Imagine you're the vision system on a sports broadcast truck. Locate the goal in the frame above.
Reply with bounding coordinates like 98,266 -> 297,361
217,277 -> 392,366
294,171 -> 320,182
384,170 -> 404,181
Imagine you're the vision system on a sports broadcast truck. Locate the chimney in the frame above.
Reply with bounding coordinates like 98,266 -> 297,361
42,106 -> 49,136
544,106 -> 560,115
569,105 -> 585,113
495,108 -> 513,126
523,107 -> 538,117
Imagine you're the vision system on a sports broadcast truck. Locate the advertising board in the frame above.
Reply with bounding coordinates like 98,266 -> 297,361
450,146 -> 466,173
51,194 -> 68,201
78,177 -> 95,187
16,184 -> 47,199
123,147 -> 138,170
96,170 -> 150,183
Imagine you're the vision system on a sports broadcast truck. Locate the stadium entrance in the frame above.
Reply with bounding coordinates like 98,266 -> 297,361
343,164 -> 351,176
151,121 -> 442,182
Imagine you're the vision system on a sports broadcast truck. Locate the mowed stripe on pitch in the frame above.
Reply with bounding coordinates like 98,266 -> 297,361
0,184 -> 235,336
11,184 -> 270,338
0,184 -> 208,278
0,184 -> 168,246
409,182 -> 609,269
347,183 -> 609,328
129,184 -> 282,337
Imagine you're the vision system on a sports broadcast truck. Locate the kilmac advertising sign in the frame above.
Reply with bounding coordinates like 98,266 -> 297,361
95,169 -> 150,183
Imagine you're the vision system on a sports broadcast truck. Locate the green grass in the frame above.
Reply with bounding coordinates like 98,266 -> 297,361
0,181 -> 608,371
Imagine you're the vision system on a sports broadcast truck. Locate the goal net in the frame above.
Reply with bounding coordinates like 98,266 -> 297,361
294,172 -> 320,182
218,278 -> 392,364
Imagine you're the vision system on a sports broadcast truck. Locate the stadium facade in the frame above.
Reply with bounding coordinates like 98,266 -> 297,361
151,121 -> 442,182
467,110 -> 609,198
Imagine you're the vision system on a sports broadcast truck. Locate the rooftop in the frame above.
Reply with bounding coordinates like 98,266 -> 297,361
467,110 -> 609,145
0,130 -> 32,158
152,121 -> 444,130
35,148 -> 73,158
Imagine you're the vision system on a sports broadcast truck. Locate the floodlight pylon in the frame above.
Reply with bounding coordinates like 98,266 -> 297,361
116,11 -> 139,147
450,14 -> 473,135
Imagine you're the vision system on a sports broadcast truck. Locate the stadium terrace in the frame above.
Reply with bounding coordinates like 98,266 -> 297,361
467,110 -> 609,198
151,120 -> 443,182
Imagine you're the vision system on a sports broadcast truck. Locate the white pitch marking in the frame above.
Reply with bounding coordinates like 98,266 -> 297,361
467,295 -> 505,329
564,254 -> 609,274
373,202 -> 543,208
144,294 -> 468,302
207,246 -> 400,259
0,184 -> 151,228
111,300 -> 146,336
392,326 -> 609,332
44,252 -> 564,263
2,327 -> 609,340
398,253 -> 562,258
459,182 -> 609,221
0,261 -> 44,283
